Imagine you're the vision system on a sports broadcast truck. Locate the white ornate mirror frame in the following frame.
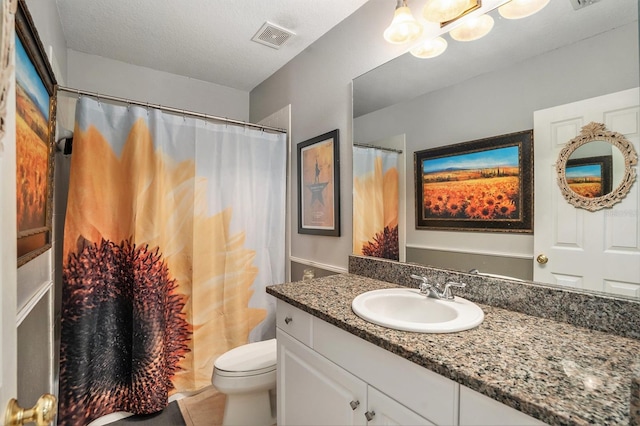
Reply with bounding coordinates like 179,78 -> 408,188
556,122 -> 638,211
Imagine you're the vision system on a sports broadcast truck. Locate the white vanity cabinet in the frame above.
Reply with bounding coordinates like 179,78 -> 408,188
277,328 -> 437,425
276,299 -> 545,426
277,329 -> 367,425
276,301 -> 446,425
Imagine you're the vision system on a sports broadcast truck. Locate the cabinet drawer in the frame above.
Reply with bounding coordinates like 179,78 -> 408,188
276,300 -> 312,346
459,386 -> 547,426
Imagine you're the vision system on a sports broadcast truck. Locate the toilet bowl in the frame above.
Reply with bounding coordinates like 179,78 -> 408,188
212,338 -> 277,426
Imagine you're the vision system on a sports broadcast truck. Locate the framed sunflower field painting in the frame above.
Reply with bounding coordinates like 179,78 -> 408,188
15,0 -> 57,266
565,155 -> 613,199
414,130 -> 533,233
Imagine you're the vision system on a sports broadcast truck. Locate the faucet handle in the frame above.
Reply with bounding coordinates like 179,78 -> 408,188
442,281 -> 466,299
410,274 -> 432,294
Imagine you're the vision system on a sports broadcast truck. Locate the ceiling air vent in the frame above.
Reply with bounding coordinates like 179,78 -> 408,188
569,0 -> 601,10
251,22 -> 295,49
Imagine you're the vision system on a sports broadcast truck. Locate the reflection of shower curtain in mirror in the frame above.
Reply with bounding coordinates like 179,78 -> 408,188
58,97 -> 286,426
353,146 -> 399,260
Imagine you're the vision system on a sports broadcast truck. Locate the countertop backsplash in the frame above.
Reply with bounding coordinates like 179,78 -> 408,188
348,255 -> 640,341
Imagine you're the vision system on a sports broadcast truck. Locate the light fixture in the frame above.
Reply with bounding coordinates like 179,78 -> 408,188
383,0 -> 423,44
449,14 -> 494,41
498,0 -> 550,19
423,0 -> 474,23
410,36 -> 448,58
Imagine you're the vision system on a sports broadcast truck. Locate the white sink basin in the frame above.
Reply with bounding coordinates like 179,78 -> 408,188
352,288 -> 484,333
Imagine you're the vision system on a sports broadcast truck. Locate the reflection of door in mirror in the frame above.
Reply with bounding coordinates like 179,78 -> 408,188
353,135 -> 406,262
533,88 -> 640,298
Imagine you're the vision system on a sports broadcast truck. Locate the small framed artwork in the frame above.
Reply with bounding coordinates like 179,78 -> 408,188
414,130 -> 533,233
565,155 -> 613,199
297,129 -> 340,236
16,0 -> 57,266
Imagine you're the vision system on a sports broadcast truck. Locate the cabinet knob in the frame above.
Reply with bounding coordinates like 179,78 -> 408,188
536,254 -> 549,264
365,410 -> 375,421
284,316 -> 293,324
349,400 -> 360,410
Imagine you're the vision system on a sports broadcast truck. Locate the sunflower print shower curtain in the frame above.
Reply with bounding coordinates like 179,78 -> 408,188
353,146 -> 399,260
58,97 -> 286,425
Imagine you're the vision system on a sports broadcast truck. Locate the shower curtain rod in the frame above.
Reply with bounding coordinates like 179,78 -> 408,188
353,143 -> 403,154
56,85 -> 287,134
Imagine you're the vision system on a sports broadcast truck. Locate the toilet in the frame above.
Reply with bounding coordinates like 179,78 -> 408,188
212,338 -> 277,426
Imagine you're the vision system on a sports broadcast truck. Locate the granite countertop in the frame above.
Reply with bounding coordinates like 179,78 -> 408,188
267,274 -> 640,426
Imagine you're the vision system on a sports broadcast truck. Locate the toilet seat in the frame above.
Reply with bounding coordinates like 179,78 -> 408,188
214,338 -> 276,377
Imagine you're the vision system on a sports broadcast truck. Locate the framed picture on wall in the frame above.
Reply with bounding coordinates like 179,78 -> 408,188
414,130 -> 533,233
297,129 -> 340,236
15,0 -> 57,266
565,155 -> 613,199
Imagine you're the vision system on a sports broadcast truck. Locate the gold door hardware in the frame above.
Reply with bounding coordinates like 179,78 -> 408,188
536,254 -> 549,264
5,394 -> 56,426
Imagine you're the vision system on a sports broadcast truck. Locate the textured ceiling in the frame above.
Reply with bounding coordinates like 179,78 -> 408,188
55,0 -> 371,91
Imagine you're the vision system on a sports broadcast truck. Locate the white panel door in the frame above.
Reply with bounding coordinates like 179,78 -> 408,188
2,5 -> 55,420
0,32 -> 18,420
533,88 -> 640,296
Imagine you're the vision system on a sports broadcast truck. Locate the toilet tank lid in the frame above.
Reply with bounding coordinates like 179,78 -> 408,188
214,338 -> 277,373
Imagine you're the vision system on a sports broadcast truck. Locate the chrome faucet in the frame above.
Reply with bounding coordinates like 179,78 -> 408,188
410,274 -> 466,300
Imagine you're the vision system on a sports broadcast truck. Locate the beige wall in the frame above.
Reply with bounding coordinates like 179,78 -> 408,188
66,50 -> 250,122
251,1 -> 639,275
250,0 -> 403,274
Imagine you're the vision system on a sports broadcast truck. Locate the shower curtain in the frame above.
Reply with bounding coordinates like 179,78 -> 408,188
58,97 -> 286,425
352,146 -> 399,261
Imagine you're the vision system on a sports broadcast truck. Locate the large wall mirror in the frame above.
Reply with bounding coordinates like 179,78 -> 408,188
352,0 -> 639,298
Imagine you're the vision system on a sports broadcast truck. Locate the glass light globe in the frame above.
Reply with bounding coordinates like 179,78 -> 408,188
498,0 -> 551,19
410,36 -> 448,58
423,0 -> 473,23
384,5 -> 423,44
449,14 -> 494,41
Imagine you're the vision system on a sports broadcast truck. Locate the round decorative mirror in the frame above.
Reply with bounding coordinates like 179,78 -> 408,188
556,122 -> 638,211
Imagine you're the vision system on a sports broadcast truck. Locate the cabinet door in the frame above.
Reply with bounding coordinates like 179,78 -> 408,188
277,329 -> 367,425
367,387 -> 434,426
